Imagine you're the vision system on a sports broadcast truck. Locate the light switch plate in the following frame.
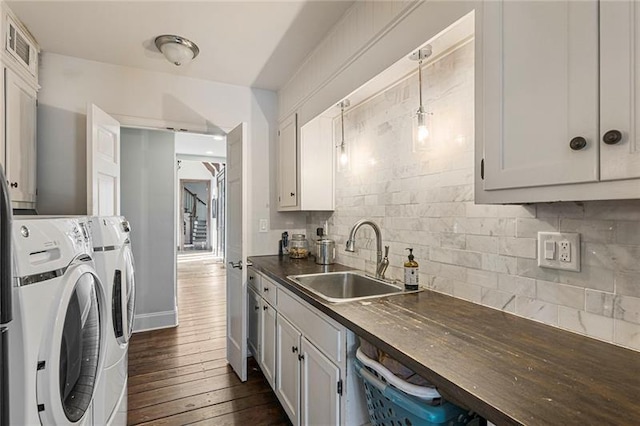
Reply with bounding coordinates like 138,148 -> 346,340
259,219 -> 268,233
537,232 -> 580,272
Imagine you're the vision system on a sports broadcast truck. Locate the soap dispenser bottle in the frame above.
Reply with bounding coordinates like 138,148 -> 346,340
404,248 -> 419,290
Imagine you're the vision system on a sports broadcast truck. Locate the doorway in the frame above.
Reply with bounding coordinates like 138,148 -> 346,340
176,159 -> 226,256
180,179 -> 211,251
120,127 -> 227,331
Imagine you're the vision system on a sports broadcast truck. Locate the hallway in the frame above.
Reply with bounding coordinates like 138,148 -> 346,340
127,252 -> 290,425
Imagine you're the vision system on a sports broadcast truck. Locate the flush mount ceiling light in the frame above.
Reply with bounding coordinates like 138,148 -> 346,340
336,99 -> 351,168
409,45 -> 433,150
155,34 -> 200,66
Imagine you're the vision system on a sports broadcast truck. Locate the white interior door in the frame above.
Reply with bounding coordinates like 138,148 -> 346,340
225,123 -> 247,381
87,104 -> 121,215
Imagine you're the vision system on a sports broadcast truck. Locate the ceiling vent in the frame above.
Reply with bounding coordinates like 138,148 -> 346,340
6,16 -> 37,76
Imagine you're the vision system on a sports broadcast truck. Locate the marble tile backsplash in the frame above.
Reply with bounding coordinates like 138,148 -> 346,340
307,40 -> 640,352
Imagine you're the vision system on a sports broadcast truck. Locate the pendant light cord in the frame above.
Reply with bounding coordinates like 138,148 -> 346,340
418,55 -> 424,110
340,103 -> 345,146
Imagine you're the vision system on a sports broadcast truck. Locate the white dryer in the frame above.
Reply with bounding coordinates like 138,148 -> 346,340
89,216 -> 135,426
9,217 -> 107,426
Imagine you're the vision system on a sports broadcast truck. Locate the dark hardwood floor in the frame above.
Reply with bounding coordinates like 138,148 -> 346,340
127,252 -> 290,425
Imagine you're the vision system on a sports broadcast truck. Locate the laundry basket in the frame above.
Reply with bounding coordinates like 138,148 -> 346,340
354,348 -> 473,426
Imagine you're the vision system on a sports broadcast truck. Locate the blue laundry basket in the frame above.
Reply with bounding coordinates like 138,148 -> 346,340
354,349 -> 473,426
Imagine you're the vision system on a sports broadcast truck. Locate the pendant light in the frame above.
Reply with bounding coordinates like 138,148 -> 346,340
155,35 -> 200,66
337,99 -> 350,167
409,45 -> 433,150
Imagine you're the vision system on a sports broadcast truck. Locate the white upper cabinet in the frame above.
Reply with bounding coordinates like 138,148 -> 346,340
0,4 -> 39,210
277,113 -> 335,211
477,0 -> 640,203
5,67 -> 36,208
481,0 -> 599,190
278,113 -> 298,209
599,1 -> 640,181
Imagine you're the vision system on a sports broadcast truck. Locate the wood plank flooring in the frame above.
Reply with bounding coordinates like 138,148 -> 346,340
128,252 -> 290,425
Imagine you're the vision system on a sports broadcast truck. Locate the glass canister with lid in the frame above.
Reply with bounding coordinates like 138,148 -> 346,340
288,234 -> 309,259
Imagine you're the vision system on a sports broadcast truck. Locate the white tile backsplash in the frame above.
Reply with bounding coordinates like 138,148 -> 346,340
306,40 -> 640,352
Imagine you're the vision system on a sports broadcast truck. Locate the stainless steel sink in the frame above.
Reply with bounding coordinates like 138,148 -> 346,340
287,271 -> 407,303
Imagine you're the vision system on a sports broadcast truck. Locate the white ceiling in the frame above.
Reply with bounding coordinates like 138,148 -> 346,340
7,0 -> 355,91
175,132 -> 226,157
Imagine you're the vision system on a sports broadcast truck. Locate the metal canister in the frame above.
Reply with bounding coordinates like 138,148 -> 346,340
315,239 -> 336,265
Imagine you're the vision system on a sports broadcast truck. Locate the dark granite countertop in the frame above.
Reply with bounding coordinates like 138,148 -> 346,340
248,255 -> 640,425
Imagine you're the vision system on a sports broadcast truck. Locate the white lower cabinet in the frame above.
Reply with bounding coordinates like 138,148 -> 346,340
276,314 -> 301,425
248,288 -> 261,358
276,313 -> 342,426
301,336 -> 340,426
260,300 -> 277,387
247,268 -> 367,426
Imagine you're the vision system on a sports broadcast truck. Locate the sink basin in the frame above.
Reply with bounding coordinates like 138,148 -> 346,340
287,271 -> 406,303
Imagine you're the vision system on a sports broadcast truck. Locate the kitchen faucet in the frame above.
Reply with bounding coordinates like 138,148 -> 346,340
345,219 -> 389,279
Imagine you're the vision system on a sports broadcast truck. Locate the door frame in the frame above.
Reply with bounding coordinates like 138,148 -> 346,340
179,178 -> 212,251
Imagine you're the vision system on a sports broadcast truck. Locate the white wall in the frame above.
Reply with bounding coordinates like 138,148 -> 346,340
279,1 -> 475,125
36,52 -> 306,255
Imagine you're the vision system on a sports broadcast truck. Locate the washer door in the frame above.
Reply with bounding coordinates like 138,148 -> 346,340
113,244 -> 135,345
37,262 -> 105,425
124,245 -> 136,341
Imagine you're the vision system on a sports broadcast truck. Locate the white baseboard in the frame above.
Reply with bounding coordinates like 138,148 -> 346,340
133,310 -> 178,333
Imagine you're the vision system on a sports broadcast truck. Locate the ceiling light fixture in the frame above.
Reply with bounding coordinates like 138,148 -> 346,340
337,99 -> 350,167
155,34 -> 200,66
409,45 -> 433,150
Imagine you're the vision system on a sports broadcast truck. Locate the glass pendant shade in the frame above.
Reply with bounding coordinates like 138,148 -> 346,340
413,106 -> 432,151
410,46 -> 433,152
339,143 -> 349,166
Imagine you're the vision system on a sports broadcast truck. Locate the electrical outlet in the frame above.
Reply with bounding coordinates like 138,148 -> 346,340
559,240 -> 571,263
538,232 -> 580,272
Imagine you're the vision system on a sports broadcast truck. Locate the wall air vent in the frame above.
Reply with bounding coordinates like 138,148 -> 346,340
6,16 -> 37,76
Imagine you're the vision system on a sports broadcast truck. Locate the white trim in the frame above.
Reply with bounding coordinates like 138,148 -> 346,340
133,310 -> 178,332
113,113 -> 233,135
177,154 -> 226,163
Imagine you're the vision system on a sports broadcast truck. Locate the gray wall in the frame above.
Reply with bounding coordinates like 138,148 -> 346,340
121,128 -> 178,331
36,104 -> 87,214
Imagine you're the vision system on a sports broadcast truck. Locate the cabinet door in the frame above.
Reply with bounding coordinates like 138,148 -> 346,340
276,314 -> 301,426
278,113 -> 298,209
247,289 -> 261,359
5,67 -> 36,205
600,1 -> 640,180
300,337 -> 340,426
260,301 -> 277,387
481,0 -> 599,190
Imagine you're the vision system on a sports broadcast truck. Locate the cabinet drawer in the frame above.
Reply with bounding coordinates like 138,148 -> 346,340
261,276 -> 278,306
278,289 -> 343,364
248,268 -> 262,293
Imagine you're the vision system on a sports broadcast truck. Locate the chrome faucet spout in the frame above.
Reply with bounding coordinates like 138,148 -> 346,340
345,219 -> 386,279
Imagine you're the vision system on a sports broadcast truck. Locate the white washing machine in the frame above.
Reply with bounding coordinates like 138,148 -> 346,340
9,217 -> 107,426
89,217 -> 135,426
